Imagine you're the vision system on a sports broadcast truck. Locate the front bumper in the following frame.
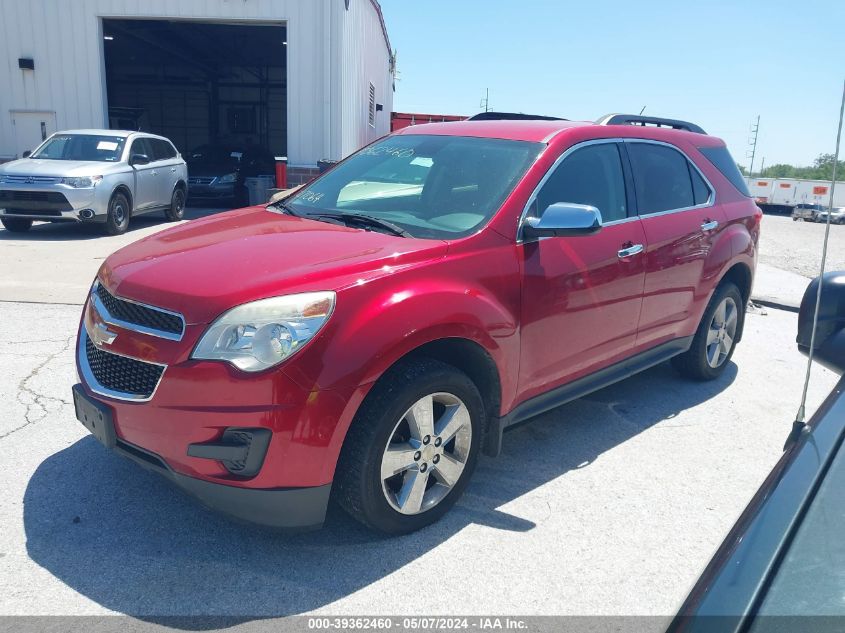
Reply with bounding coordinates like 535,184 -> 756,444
187,181 -> 235,199
0,183 -> 106,222
72,382 -> 333,530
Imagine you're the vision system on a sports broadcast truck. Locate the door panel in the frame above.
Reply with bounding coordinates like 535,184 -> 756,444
517,141 -> 646,402
626,141 -> 727,347
129,138 -> 158,211
519,221 -> 648,401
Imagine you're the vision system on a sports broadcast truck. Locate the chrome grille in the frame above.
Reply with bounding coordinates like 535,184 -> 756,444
83,333 -> 165,400
93,283 -> 185,340
1,175 -> 61,185
188,176 -> 216,185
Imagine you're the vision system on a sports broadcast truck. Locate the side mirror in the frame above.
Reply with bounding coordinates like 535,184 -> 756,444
522,203 -> 603,240
797,272 -> 845,373
130,153 -> 150,166
22,150 -> 32,159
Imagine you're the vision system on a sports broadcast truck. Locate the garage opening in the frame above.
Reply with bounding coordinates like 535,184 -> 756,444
102,19 -> 287,159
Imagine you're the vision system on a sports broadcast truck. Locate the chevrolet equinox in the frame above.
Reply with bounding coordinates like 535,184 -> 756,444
72,114 -> 760,534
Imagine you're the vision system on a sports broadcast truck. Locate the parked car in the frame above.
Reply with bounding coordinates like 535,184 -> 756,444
791,202 -> 825,221
186,143 -> 276,206
815,206 -> 845,224
0,130 -> 188,235
71,114 -> 761,534
668,272 -> 845,632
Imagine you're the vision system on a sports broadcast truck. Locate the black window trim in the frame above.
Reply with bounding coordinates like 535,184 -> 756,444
623,139 -> 716,219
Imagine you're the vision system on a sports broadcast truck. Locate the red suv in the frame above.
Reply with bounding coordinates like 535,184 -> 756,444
72,114 -> 760,534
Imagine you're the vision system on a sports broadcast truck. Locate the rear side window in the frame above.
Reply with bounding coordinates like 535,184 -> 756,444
536,142 -> 628,222
627,143 -> 695,214
699,146 -> 751,196
150,139 -> 177,161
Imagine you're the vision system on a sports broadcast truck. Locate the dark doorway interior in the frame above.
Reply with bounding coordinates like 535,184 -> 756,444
103,19 -> 287,158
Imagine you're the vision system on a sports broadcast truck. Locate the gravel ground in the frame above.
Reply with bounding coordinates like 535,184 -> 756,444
760,214 -> 845,278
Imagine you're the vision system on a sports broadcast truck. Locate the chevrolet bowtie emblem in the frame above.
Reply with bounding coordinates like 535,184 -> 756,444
90,321 -> 118,347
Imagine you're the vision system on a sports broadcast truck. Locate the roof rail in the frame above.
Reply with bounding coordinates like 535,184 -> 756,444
596,114 -> 707,135
468,112 -> 566,122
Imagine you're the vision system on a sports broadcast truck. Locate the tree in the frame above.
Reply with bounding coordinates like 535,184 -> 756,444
758,153 -> 845,181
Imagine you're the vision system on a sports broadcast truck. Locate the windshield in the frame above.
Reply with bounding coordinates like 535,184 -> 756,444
285,134 -> 542,239
31,134 -> 127,162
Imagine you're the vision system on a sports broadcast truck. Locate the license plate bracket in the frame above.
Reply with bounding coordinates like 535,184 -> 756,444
72,384 -> 116,449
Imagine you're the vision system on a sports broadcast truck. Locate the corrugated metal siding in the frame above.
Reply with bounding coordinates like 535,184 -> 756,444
338,0 -> 393,158
0,0 -> 392,166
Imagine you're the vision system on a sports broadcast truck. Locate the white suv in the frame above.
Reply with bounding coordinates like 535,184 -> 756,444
0,129 -> 188,235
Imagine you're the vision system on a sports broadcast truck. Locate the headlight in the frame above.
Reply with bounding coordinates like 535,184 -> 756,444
218,173 -> 237,184
62,176 -> 103,188
192,292 -> 335,372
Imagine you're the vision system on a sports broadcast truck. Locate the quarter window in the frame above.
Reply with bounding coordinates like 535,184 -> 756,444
690,164 -> 711,205
535,143 -> 628,223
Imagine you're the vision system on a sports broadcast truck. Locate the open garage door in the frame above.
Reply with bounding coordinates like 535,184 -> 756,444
102,19 -> 286,159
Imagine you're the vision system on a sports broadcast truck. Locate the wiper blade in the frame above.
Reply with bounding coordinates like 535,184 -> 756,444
268,198 -> 300,216
313,212 -> 411,238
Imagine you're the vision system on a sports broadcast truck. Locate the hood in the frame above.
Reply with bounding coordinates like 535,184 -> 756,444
100,206 -> 449,324
0,159 -> 122,177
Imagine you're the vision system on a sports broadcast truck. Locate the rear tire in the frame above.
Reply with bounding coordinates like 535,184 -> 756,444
102,191 -> 130,235
672,282 -> 744,381
164,187 -> 186,221
335,358 -> 484,535
1,218 -> 33,233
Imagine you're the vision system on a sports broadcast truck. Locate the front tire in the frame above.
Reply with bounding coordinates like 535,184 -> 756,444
164,187 -> 186,221
1,218 -> 33,233
672,282 -> 743,381
335,358 -> 484,534
102,191 -> 130,235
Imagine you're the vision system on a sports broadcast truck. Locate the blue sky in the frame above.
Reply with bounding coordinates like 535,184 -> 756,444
379,0 -> 845,169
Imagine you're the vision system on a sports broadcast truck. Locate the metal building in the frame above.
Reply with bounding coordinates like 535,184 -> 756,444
0,0 -> 395,182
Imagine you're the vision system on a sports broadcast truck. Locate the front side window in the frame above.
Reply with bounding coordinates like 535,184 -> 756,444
627,143 -> 696,214
31,134 -> 126,162
285,134 -> 542,239
535,142 -> 628,223
129,138 -> 154,161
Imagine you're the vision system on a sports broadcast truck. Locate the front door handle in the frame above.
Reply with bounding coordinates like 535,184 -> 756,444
618,243 -> 644,259
170,167 -> 177,173
701,220 -> 719,231
151,170 -> 158,176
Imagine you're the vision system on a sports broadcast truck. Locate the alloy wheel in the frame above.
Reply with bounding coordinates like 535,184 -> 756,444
380,392 -> 472,515
706,296 -> 738,368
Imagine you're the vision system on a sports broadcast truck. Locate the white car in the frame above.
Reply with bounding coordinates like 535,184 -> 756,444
0,130 -> 188,235
815,206 -> 845,224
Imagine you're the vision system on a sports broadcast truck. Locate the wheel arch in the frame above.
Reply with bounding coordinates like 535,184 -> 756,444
717,261 -> 753,342
111,184 -> 133,212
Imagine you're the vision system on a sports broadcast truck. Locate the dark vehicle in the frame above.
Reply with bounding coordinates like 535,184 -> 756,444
186,143 -> 275,205
669,272 -> 845,633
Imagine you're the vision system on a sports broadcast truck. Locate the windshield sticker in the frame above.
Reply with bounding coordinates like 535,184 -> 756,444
97,141 -> 119,151
299,190 -> 325,203
410,157 -> 434,167
361,145 -> 415,158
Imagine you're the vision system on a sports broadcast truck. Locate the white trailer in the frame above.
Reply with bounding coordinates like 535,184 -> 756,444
745,177 -> 845,213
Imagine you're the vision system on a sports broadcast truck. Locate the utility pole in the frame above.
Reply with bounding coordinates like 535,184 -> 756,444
480,89 -> 491,113
747,115 -> 760,177
760,157 -> 766,177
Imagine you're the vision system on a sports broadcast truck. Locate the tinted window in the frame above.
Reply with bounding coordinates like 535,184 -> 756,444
699,145 -> 751,196
628,143 -> 695,214
287,134 -> 541,239
150,139 -> 176,161
536,143 -> 628,222
690,164 -> 711,205
129,138 -> 153,160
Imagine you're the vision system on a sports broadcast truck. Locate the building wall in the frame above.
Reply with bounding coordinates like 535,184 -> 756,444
338,0 -> 394,158
0,0 -> 393,167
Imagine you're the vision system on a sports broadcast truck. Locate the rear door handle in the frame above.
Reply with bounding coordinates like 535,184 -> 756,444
617,243 -> 644,258
170,167 -> 177,173
701,220 -> 719,231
